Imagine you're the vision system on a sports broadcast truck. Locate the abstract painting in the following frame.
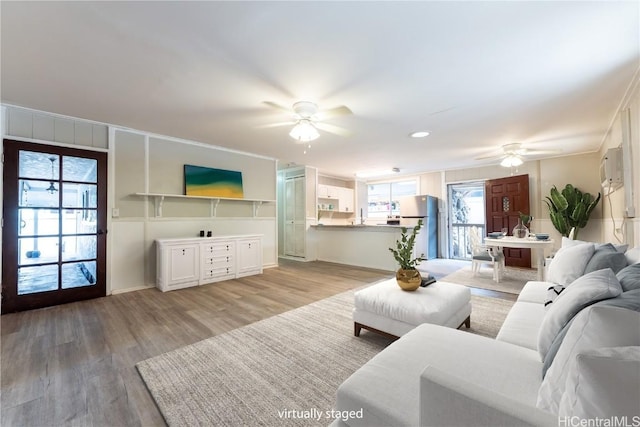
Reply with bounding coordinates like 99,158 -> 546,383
184,165 -> 244,198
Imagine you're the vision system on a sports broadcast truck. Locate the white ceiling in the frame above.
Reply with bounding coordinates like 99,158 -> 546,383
2,1 -> 638,179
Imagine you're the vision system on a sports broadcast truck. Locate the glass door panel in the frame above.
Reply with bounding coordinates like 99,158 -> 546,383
18,264 -> 58,295
18,236 -> 59,265
19,151 -> 60,180
62,261 -> 97,289
19,208 -> 60,236
62,183 -> 97,208
62,210 -> 97,234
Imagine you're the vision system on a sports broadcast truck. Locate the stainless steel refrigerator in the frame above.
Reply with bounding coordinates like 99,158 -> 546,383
399,195 -> 438,259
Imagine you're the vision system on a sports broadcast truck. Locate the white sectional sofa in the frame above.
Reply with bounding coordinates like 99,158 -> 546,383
332,240 -> 640,427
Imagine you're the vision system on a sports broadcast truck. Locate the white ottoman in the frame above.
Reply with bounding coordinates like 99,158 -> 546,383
353,278 -> 471,339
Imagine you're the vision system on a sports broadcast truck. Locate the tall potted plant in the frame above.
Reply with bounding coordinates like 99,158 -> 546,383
389,219 -> 424,291
544,184 -> 601,240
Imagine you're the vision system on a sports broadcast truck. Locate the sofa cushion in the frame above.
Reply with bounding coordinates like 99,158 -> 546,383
547,242 -> 595,286
558,346 -> 640,419
542,288 -> 640,377
616,263 -> 640,292
583,243 -> 628,275
538,268 -> 622,359
335,323 -> 542,427
517,281 -> 553,304
537,306 -> 640,415
496,301 -> 546,351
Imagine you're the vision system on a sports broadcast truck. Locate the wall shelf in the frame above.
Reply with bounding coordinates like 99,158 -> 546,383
133,192 -> 275,218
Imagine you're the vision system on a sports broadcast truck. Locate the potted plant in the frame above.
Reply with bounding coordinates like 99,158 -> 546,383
389,219 -> 424,291
544,184 -> 601,240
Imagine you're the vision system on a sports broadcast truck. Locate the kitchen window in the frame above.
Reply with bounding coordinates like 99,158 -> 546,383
367,180 -> 417,219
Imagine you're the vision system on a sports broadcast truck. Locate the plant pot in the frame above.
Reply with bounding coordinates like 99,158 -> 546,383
396,269 -> 422,291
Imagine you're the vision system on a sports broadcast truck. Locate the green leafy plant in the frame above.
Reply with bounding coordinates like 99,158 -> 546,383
544,184 -> 601,240
389,219 -> 424,270
519,212 -> 533,225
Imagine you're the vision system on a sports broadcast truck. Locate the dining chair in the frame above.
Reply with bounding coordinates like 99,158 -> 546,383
469,226 -> 505,282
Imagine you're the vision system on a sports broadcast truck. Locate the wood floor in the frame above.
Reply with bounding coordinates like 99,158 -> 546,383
1,259 -> 392,427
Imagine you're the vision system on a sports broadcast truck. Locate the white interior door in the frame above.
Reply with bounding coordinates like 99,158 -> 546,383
284,177 -> 306,257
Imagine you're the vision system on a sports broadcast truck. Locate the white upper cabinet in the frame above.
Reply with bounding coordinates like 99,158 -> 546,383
338,187 -> 355,213
318,184 -> 354,213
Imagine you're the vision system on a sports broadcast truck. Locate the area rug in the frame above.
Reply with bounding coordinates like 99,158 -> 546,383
439,265 -> 538,295
137,289 -> 513,426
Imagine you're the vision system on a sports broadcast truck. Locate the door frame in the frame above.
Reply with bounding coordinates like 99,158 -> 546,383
2,139 -> 109,313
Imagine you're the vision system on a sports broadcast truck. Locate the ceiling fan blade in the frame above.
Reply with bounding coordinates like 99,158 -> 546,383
522,148 -> 563,155
475,153 -> 506,161
315,122 -> 353,137
256,121 -> 296,129
316,105 -> 353,120
263,101 -> 293,113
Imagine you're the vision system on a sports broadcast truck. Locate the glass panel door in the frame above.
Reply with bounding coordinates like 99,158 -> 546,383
447,182 -> 485,259
3,140 -> 107,313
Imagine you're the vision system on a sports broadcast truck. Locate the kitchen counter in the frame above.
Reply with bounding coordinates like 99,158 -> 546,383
311,224 -> 405,230
309,223 -> 421,271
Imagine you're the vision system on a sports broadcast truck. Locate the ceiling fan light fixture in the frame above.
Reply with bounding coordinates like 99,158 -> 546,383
289,119 -> 319,142
500,155 -> 523,167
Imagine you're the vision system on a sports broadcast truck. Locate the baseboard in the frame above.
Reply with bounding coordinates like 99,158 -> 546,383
110,284 -> 155,295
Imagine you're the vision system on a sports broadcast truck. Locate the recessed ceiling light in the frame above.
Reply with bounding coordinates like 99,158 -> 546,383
410,131 -> 430,138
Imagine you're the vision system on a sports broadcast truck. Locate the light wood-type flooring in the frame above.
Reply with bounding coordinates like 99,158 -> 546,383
1,258 -> 514,426
1,259 -> 395,426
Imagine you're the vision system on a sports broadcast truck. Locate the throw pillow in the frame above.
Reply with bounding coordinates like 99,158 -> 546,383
544,284 -> 565,309
625,247 -> 640,266
537,306 -> 640,415
616,263 -> 640,292
542,288 -> 640,378
558,347 -> 640,420
560,236 -> 584,249
537,268 -> 622,360
583,243 -> 627,275
562,237 -> 628,253
547,243 -> 595,286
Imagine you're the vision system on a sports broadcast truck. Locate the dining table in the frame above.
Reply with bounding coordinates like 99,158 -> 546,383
484,236 -> 555,281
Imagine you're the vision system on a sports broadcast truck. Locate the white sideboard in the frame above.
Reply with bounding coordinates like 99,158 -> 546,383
156,234 -> 263,292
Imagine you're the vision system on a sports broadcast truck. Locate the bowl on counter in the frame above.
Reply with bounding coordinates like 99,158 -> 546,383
487,232 -> 504,239
535,233 -> 550,240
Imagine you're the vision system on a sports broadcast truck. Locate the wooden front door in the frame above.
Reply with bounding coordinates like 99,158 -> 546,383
485,174 -> 531,268
2,139 -> 108,313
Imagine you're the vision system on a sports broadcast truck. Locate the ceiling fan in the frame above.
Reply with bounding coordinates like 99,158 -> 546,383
476,142 -> 562,167
260,101 -> 353,143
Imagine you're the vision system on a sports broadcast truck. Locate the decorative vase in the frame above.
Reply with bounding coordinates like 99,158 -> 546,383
513,218 -> 529,239
396,269 -> 422,291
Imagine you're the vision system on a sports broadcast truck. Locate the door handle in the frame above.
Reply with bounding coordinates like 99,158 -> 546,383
97,229 -> 108,235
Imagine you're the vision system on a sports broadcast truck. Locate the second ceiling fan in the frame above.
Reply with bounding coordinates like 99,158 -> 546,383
261,101 -> 353,142
476,142 -> 562,167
